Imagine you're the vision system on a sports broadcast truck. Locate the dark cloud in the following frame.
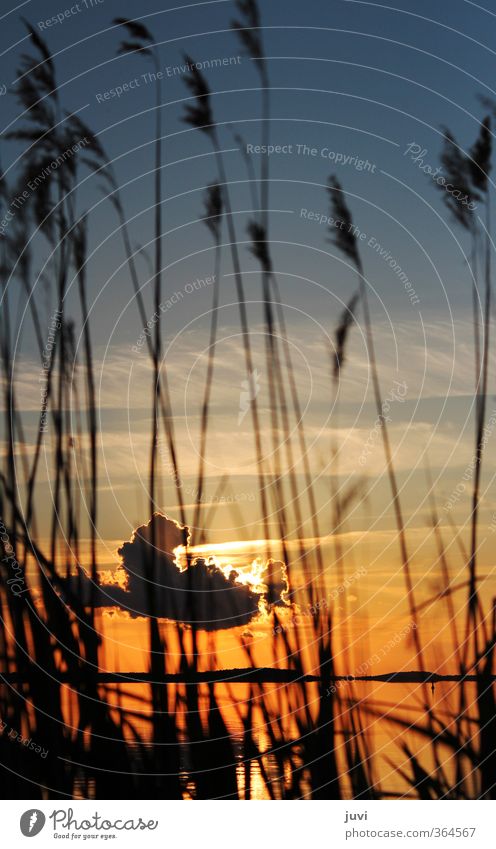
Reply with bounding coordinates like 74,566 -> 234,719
62,513 -> 287,631
264,559 -> 289,608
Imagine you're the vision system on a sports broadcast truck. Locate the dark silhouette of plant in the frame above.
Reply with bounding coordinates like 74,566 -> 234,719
192,184 -> 224,540
181,54 -> 272,548
333,292 -> 360,382
2,2 -> 496,805
465,118 -> 492,654
435,119 -> 492,663
327,176 -> 424,667
231,1 -> 269,229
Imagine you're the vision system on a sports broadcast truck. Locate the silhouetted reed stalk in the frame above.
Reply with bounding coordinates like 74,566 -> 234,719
192,183 -> 223,541
231,6 -> 328,690
330,294 -> 360,662
467,157 -> 491,658
438,127 -> 482,399
0,171 -> 31,719
0,198 -> 17,569
73,219 -> 97,594
434,121 -> 492,663
2,3 -> 496,802
9,30 -> 107,692
229,138 -> 305,578
247,221 -> 292,573
251,3 -> 325,591
428,503 -> 467,790
327,177 -> 424,668
233,3 -> 320,584
7,31 -> 83,543
113,16 -> 171,754
0,25 -> 148,796
103,168 -> 187,528
270,284 -> 326,583
231,3 -> 325,593
229,20 -> 353,779
232,0 -> 270,231
181,54 -> 272,553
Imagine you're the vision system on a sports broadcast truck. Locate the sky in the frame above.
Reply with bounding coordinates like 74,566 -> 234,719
2,0 -> 496,660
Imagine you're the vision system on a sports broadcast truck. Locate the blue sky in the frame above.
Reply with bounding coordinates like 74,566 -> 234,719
2,0 -> 494,340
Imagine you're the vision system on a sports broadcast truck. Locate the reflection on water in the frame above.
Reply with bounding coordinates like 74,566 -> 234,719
73,680 -> 474,799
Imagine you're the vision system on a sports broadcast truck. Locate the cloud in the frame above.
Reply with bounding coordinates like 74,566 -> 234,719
62,513 -> 288,631
264,558 -> 289,607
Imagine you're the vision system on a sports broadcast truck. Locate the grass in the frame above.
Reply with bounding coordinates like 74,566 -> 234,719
0,0 -> 495,800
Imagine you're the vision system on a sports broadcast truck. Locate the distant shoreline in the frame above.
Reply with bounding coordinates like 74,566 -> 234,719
2,668 -> 493,685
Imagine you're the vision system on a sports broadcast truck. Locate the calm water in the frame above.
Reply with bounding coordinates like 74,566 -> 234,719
79,679 -> 472,799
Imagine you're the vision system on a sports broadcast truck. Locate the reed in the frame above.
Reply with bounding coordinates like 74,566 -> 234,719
0,0 -> 495,802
